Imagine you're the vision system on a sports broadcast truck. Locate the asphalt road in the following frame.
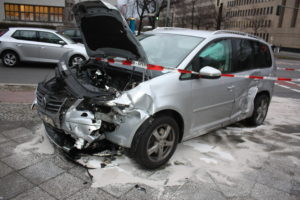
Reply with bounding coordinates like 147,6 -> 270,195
0,59 -> 300,99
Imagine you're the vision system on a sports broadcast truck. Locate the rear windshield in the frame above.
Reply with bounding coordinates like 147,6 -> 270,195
138,34 -> 204,68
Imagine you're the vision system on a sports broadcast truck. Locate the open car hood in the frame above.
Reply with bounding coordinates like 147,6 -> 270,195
73,0 -> 147,62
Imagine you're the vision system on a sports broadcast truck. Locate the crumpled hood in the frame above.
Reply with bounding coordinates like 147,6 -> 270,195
73,0 -> 148,62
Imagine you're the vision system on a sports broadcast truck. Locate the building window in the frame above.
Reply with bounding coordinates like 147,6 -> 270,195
4,3 -> 63,23
291,0 -> 300,27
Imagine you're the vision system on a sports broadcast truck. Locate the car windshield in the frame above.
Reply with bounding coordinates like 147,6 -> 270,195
138,34 -> 204,68
56,32 -> 76,44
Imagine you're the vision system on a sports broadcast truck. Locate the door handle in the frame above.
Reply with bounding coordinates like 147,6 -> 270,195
41,46 -> 45,49
16,44 -> 22,47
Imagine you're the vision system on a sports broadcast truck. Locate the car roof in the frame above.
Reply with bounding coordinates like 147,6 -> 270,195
8,27 -> 57,33
147,27 -> 266,43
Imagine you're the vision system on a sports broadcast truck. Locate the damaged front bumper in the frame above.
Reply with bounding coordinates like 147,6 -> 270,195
35,62 -> 154,153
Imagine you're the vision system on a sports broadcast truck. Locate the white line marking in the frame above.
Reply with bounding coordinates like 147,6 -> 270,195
275,83 -> 300,93
286,81 -> 300,87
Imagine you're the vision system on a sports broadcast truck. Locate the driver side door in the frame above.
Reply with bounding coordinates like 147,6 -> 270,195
186,39 -> 236,138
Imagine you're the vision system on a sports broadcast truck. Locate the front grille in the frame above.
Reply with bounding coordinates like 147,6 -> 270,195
37,87 -> 66,113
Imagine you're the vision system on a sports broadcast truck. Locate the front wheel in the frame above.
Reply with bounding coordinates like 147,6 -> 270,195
130,116 -> 179,169
245,94 -> 270,126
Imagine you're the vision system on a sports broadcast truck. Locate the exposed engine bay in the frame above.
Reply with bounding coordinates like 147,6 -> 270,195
35,59 -> 156,156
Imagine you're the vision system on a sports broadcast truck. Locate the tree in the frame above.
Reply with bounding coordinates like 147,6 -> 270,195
135,0 -> 157,35
243,6 -> 268,34
193,4 -> 216,30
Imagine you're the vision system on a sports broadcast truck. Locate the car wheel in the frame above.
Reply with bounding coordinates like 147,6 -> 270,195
246,94 -> 270,126
130,116 -> 179,169
69,55 -> 85,67
1,51 -> 19,67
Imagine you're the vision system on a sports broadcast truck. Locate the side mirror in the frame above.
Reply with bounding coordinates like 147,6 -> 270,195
58,40 -> 66,46
199,66 -> 221,79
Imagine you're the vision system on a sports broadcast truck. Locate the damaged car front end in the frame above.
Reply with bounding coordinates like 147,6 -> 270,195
35,0 -> 166,166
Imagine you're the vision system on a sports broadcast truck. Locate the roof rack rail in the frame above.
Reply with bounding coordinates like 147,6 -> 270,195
213,30 -> 261,40
154,27 -> 190,30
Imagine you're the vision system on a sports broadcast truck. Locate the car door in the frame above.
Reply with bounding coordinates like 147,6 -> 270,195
229,39 -> 274,122
11,30 -> 41,62
38,31 -> 70,63
185,39 -> 236,137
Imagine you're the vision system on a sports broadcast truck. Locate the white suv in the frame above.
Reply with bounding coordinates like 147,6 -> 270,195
0,27 -> 88,67
35,0 -> 276,169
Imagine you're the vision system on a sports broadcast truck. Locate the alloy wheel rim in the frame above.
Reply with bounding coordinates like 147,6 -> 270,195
256,98 -> 268,124
4,53 -> 16,66
146,124 -> 175,162
71,57 -> 83,67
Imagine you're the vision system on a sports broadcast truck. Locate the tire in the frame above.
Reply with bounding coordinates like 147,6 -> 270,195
130,116 -> 179,169
1,51 -> 19,67
69,55 -> 85,67
245,94 -> 270,126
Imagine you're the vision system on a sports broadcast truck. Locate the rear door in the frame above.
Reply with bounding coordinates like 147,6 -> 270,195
185,39 -> 236,138
229,39 -> 273,122
11,30 -> 40,62
38,31 -> 70,63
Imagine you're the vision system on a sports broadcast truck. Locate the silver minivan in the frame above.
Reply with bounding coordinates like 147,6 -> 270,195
35,1 -> 276,169
0,27 -> 88,67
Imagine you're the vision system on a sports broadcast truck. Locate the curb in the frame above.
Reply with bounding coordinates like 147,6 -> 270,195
0,83 -> 37,91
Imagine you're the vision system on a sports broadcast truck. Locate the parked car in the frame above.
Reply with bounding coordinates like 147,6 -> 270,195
0,27 -> 88,67
0,29 -> 7,37
60,28 -> 83,43
34,1 -> 276,169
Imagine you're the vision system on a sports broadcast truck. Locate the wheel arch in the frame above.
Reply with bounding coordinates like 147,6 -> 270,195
256,90 -> 271,101
1,49 -> 20,59
153,109 -> 185,143
68,53 -> 86,65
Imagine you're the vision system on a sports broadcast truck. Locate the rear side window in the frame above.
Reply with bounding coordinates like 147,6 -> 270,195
12,30 -> 38,41
232,39 -> 272,72
63,29 -> 75,37
253,42 -> 272,68
39,31 -> 62,44
232,39 -> 253,72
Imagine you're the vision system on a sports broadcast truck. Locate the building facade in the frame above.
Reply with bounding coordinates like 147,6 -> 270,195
224,0 -> 300,50
159,0 -> 300,50
0,0 -> 118,29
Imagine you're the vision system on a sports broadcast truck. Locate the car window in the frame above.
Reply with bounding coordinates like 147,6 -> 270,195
75,30 -> 81,37
56,32 -> 75,44
139,34 -> 204,68
39,31 -> 62,44
12,30 -> 38,41
232,39 -> 254,72
186,39 -> 232,75
63,29 -> 75,37
253,41 -> 272,68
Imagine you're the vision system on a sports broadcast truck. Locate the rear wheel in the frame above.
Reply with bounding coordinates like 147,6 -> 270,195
1,51 -> 19,67
245,94 -> 270,126
130,116 -> 179,169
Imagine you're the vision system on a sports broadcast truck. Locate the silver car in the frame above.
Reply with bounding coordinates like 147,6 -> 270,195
0,27 -> 88,67
35,1 -> 275,169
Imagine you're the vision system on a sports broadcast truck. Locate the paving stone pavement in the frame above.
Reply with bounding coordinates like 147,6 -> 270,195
0,104 -> 300,200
